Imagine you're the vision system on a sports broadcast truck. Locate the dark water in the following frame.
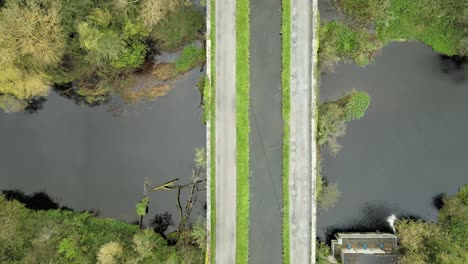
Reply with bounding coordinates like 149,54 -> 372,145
318,42 -> 468,240
0,69 -> 206,224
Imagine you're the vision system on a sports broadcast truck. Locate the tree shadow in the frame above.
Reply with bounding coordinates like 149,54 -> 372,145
53,82 -> 110,107
24,96 -> 48,114
439,55 -> 468,83
432,193 -> 446,210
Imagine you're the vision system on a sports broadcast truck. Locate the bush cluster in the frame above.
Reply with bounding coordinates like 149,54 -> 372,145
318,91 -> 370,155
396,185 -> 467,264
0,0 -> 204,111
0,196 -> 204,263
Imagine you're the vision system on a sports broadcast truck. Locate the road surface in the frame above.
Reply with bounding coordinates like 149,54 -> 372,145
215,0 -> 237,263
289,0 -> 318,263
249,0 -> 283,263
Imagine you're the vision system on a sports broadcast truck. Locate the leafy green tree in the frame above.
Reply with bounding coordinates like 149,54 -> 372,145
0,0 -> 65,66
0,0 -> 65,100
396,185 -> 468,264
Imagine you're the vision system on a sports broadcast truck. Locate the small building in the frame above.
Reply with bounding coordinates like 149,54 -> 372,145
330,232 -> 401,264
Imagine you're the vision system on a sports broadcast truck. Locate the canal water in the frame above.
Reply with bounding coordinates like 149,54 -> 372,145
318,42 -> 468,240
0,68 -> 206,224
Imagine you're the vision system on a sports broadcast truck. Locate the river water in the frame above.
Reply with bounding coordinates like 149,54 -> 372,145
0,69 -> 205,224
318,42 -> 468,240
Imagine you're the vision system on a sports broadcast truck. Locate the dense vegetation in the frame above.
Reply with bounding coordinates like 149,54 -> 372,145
396,185 -> 467,264
0,0 -> 204,111
318,91 -> 370,155
318,21 -> 382,71
315,91 -> 370,209
0,196 -> 204,263
316,240 -> 332,264
319,0 -> 467,71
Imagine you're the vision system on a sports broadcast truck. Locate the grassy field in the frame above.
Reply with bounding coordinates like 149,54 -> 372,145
281,0 -> 291,263
236,0 -> 250,263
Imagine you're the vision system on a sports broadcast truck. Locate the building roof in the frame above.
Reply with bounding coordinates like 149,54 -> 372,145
342,254 -> 401,264
336,232 -> 397,239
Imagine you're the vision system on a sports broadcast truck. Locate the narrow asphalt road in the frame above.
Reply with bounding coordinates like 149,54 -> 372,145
289,0 -> 318,263
215,0 -> 237,263
248,0 -> 283,263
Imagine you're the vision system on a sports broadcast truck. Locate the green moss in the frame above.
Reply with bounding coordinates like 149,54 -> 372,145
281,0 -> 291,262
236,0 -> 250,262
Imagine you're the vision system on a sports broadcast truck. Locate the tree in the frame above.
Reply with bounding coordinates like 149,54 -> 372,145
396,185 -> 468,264
0,65 -> 50,100
0,0 -> 65,100
149,8 -> 204,51
318,102 -> 346,154
138,0 -> 190,28
0,0 -> 65,66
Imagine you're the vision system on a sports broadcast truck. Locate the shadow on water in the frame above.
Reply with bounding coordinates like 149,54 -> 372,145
439,55 -> 468,82
320,202 -> 422,243
52,83 -> 110,107
1,189 -> 102,216
24,97 -> 48,114
432,193 -> 446,210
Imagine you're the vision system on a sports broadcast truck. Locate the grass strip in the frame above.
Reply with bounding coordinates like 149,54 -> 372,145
281,0 -> 291,263
236,0 -> 250,263
209,0 -> 216,263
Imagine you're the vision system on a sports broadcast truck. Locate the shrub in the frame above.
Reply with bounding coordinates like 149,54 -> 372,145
338,0 -> 390,26
138,0 -> 190,28
340,0 -> 465,56
317,102 -> 346,147
174,46 -> 205,73
316,240 -> 332,264
341,91 -> 371,121
0,196 -> 204,263
150,8 -> 204,51
318,21 -> 382,70
396,185 -> 467,264
152,62 -> 178,81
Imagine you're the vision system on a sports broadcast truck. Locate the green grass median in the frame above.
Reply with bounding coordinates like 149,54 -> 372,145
236,0 -> 250,263
281,0 -> 291,263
